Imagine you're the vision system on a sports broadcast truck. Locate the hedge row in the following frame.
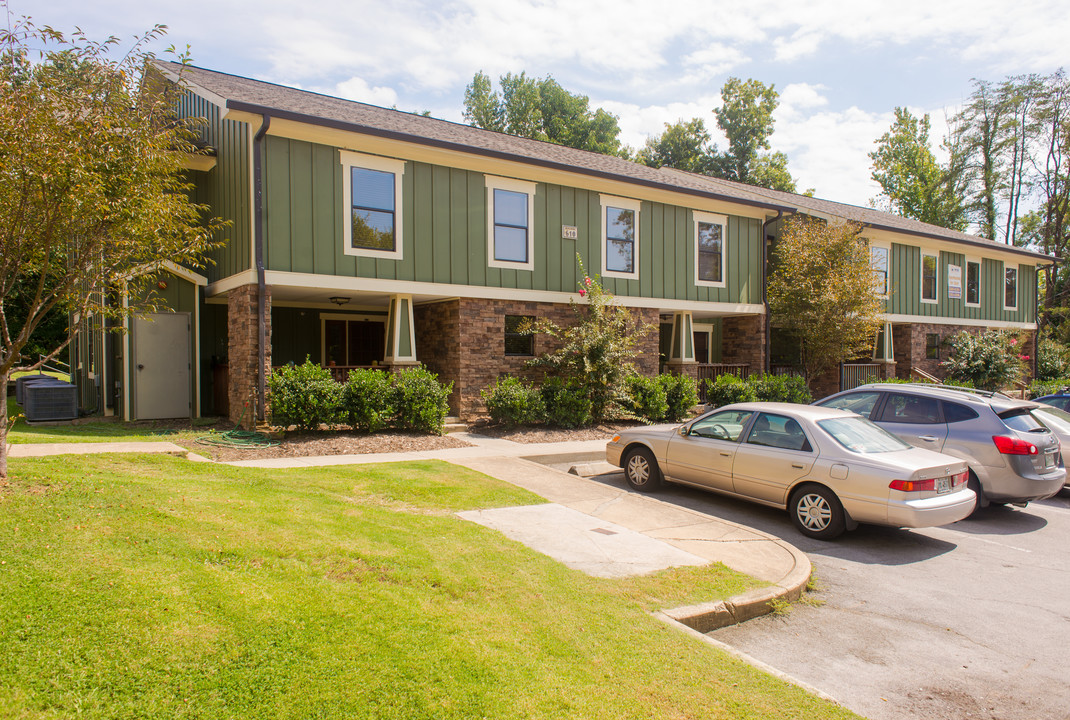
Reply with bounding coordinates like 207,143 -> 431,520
482,373 -> 700,428
267,360 -> 452,434
704,373 -> 812,408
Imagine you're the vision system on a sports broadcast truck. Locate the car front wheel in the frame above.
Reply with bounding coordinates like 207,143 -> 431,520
789,484 -> 846,540
623,447 -> 662,492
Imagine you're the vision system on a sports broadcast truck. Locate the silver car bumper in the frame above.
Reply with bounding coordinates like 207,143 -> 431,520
885,488 -> 976,528
974,464 -> 1065,503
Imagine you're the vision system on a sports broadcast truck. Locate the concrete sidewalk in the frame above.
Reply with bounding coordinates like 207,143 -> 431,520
7,430 -> 811,631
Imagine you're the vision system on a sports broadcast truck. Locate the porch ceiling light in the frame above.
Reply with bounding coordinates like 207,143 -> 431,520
329,296 -> 350,306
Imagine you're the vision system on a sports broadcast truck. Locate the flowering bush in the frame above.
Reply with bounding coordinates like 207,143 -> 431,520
941,330 -> 1026,391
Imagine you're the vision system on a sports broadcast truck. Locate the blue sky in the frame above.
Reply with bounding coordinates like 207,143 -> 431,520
11,0 -> 1068,208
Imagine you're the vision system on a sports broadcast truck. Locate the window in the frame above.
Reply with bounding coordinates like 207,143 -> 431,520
600,195 -> 640,280
745,413 -> 812,452
504,315 -> 534,356
323,316 -> 386,367
694,211 -> 727,287
341,151 -> 405,260
487,176 -> 536,271
942,402 -> 979,424
921,252 -> 938,303
688,409 -> 753,442
879,392 -> 941,424
966,259 -> 981,306
925,333 -> 940,360
818,391 -> 881,420
1005,264 -> 1018,310
871,245 -> 889,295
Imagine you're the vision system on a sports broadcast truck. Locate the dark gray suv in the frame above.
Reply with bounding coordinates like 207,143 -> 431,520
816,384 -> 1065,510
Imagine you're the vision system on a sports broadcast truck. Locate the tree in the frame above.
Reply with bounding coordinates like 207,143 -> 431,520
636,118 -> 714,173
524,256 -> 654,423
462,71 -> 624,156
767,217 -> 885,390
711,77 -> 796,192
869,107 -> 968,230
0,17 -> 222,477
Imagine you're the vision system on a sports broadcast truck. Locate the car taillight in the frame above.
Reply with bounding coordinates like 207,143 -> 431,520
992,435 -> 1039,455
889,478 -> 935,492
952,470 -> 968,486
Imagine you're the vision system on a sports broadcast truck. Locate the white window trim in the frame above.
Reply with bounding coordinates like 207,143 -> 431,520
1004,263 -> 1019,311
693,210 -> 727,289
920,251 -> 939,305
486,175 -> 537,271
965,257 -> 982,308
340,150 -> 405,261
869,241 -> 890,298
600,194 -> 641,280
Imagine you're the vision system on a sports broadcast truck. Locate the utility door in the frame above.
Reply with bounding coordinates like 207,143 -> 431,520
133,313 -> 191,420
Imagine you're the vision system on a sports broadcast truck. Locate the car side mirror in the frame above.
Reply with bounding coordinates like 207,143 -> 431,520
678,425 -> 690,436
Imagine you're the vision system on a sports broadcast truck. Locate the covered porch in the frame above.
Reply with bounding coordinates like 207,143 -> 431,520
658,310 -> 767,402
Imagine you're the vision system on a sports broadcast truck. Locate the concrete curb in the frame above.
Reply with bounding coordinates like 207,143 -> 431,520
660,542 -> 811,632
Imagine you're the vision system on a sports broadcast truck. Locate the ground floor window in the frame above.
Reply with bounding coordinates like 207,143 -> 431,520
925,333 -> 940,360
504,315 -> 534,356
324,318 -> 385,367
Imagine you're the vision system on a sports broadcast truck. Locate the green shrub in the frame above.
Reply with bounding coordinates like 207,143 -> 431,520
268,358 -> 344,431
342,368 -> 395,433
623,374 -> 669,423
541,377 -> 593,428
749,373 -> 812,404
482,377 -> 546,426
658,373 -> 699,422
1036,338 -> 1069,381
1029,378 -> 1070,399
391,366 -> 453,435
941,330 -> 1026,390
704,374 -> 755,408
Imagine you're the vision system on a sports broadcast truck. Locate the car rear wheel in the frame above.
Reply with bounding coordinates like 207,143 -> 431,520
789,484 -> 846,540
623,447 -> 662,492
967,471 -> 985,514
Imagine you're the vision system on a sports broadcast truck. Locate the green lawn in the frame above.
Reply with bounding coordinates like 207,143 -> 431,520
0,455 -> 857,719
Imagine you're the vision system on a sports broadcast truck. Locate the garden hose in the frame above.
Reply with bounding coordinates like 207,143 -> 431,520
195,402 -> 280,449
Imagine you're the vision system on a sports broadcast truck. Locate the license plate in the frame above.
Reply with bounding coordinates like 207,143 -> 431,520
1044,449 -> 1057,469
936,476 -> 951,494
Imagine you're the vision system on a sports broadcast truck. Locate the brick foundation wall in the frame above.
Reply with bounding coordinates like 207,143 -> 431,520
892,323 -> 1035,382
228,284 -> 271,428
722,315 -> 767,370
414,298 -> 659,420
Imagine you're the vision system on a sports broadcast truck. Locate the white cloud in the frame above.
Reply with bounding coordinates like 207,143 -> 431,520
331,77 -> 400,108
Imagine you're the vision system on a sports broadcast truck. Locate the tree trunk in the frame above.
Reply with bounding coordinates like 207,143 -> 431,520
0,370 -> 10,479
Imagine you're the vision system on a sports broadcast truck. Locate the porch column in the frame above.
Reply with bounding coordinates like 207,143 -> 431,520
227,284 -> 271,428
384,294 -> 418,368
665,311 -> 696,376
874,322 -> 897,380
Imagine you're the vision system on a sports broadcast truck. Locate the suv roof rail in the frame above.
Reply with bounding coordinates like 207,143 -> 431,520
858,382 -> 1014,400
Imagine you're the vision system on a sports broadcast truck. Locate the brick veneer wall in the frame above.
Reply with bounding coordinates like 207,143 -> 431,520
415,297 -> 659,419
228,284 -> 271,428
722,315 -> 766,369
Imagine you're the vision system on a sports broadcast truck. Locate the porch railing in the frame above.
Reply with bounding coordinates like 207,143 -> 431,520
841,363 -> 881,391
695,363 -> 750,402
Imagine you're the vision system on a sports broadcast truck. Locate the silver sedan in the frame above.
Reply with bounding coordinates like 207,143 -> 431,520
606,402 -> 975,540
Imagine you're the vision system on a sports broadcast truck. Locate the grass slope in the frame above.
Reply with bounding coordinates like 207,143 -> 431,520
0,455 -> 857,719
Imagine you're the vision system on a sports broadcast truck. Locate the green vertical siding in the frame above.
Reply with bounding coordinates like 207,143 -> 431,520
176,91 -> 251,283
889,243 -> 1035,323
260,138 -> 762,303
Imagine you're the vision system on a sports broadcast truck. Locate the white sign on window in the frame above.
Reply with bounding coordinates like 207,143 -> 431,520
948,264 -> 962,300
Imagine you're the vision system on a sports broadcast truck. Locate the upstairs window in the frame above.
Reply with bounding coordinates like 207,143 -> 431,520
341,151 -> 405,260
487,176 -> 536,271
601,195 -> 641,280
966,259 -> 981,307
921,252 -> 938,303
871,244 -> 889,296
694,211 -> 727,287
1005,265 -> 1018,310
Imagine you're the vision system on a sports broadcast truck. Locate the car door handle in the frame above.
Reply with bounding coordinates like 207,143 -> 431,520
918,435 -> 939,442
791,463 -> 805,469
720,452 -> 732,457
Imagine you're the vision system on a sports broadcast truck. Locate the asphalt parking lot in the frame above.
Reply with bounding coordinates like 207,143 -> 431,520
593,469 -> 1070,720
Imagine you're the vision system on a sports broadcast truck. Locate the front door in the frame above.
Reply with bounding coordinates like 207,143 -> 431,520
133,313 -> 191,420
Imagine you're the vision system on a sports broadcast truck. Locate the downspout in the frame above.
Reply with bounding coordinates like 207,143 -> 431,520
253,114 -> 271,423
760,211 -> 783,375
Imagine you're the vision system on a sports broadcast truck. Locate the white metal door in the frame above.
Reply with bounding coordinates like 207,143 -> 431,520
133,313 -> 191,419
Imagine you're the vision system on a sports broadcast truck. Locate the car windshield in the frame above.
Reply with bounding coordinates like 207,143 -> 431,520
1032,405 -> 1070,434
817,416 -> 912,454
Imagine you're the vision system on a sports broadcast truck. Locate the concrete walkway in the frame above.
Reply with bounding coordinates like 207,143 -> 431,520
7,430 -> 811,631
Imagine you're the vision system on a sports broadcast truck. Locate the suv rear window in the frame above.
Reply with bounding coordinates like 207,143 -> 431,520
998,408 -> 1047,433
880,393 -> 941,424
942,402 -> 979,424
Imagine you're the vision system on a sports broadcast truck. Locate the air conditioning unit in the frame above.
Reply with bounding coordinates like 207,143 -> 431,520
15,374 -> 57,405
23,380 -> 79,422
